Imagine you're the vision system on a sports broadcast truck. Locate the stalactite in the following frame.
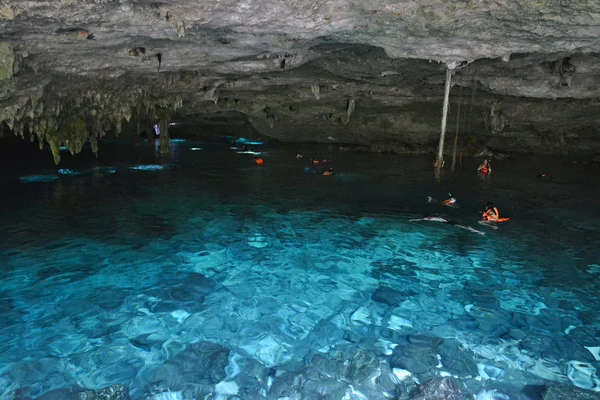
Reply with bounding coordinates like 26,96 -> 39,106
346,98 -> 356,121
90,135 -> 98,155
155,106 -> 173,158
47,134 -> 61,165
311,84 -> 320,100
0,82 -> 190,164
123,106 -> 132,122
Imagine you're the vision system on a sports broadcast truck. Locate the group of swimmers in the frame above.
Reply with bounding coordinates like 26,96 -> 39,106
416,196 -> 505,235
431,158 -> 509,228
475,159 -> 508,223
249,149 -> 334,176
250,146 -> 506,227
297,153 -> 335,176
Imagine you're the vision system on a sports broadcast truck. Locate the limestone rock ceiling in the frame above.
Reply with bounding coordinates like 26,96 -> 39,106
1,0 -> 600,161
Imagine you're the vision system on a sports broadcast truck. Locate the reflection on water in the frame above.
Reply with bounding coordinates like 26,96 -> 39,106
1,139 -> 600,399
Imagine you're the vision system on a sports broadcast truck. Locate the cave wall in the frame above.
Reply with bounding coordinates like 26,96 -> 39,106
1,46 -> 599,160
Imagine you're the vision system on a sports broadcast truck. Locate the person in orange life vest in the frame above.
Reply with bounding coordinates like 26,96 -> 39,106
482,202 -> 499,222
433,159 -> 446,168
323,168 -> 334,176
254,156 -> 264,165
478,159 -> 492,174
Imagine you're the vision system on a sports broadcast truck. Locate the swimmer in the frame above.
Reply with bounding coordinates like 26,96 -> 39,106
427,196 -> 437,204
481,202 -> 509,223
441,194 -> 459,208
478,159 -> 492,174
433,159 -> 445,168
296,153 -> 303,159
323,168 -> 334,176
254,156 -> 264,165
537,173 -> 556,182
481,202 -> 499,222
410,217 -> 485,235
312,159 -> 320,165
321,158 -> 330,164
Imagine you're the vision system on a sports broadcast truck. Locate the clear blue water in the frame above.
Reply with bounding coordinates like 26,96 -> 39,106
1,139 -> 600,399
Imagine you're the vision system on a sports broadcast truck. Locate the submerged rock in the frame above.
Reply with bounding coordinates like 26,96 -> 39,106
436,338 -> 478,377
410,377 -> 469,400
167,341 -> 230,384
390,335 -> 442,378
543,384 -> 600,400
372,286 -> 403,306
32,384 -> 129,400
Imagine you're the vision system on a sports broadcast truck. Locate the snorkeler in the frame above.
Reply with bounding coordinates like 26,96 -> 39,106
482,202 -> 509,223
478,159 -> 492,174
482,202 -> 499,222
441,194 -> 458,207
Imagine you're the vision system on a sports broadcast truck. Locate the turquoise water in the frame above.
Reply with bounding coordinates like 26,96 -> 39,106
1,139 -> 600,399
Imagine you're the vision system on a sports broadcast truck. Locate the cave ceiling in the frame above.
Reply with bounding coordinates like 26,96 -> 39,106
1,0 -> 600,160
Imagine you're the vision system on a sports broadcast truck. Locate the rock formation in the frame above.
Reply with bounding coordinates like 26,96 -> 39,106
1,0 -> 600,162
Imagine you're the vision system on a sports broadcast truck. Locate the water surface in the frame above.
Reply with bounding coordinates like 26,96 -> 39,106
1,139 -> 599,399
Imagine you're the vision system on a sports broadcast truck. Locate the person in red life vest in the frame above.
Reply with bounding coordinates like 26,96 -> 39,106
323,168 -> 334,176
312,159 -> 320,165
441,194 -> 458,207
478,159 -> 492,174
482,202 -> 509,223
254,156 -> 264,165
321,158 -> 330,164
